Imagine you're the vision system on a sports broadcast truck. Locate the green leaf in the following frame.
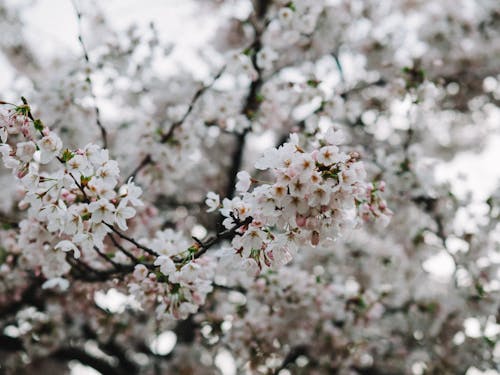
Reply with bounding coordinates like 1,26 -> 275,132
156,272 -> 169,283
80,175 -> 91,186
242,47 -> 253,56
307,79 -> 321,88
357,297 -> 367,309
255,93 -> 265,103
33,119 -> 44,132
15,105 -> 31,117
483,336 -> 496,348
171,283 -> 181,294
426,302 -> 438,314
475,282 -> 485,298
402,66 -> 426,89
61,149 -> 75,162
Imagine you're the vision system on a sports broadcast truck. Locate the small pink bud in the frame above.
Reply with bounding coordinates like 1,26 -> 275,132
21,125 -> 30,138
311,231 -> 320,246
285,167 -> 297,179
305,217 -> 318,230
296,214 -> 307,227
18,200 -> 29,210
16,169 -> 28,179
255,278 -> 266,291
192,292 -> 202,305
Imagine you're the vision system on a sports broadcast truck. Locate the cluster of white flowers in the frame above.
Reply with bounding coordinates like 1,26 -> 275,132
129,229 -> 215,319
201,91 -> 252,134
276,0 -> 325,36
227,52 -> 258,81
13,306 -> 65,356
0,105 -> 143,281
208,128 -> 391,275
1,0 -> 498,372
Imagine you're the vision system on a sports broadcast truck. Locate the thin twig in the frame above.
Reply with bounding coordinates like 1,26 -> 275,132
93,245 -> 121,269
105,223 -> 159,257
71,0 -> 108,149
192,216 -> 253,260
125,154 -> 151,183
160,66 -> 226,143
107,233 -> 140,263
224,1 -> 269,201
125,66 -> 226,181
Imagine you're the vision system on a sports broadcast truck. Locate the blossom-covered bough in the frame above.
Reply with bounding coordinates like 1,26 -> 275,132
0,0 -> 499,374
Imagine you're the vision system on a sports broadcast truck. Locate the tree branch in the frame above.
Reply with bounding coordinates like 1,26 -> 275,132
224,0 -> 270,201
126,66 -> 226,182
71,0 -> 108,149
53,347 -> 121,375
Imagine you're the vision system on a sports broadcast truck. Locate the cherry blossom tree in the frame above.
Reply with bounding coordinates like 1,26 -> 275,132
0,0 -> 499,374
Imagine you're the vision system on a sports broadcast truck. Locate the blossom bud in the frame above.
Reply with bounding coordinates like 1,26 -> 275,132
311,231 -> 320,246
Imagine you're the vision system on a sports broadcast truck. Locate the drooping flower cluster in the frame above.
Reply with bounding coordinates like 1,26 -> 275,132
209,128 -> 391,274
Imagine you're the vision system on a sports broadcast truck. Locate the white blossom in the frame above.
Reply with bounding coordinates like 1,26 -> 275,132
114,201 -> 136,230
54,240 -> 81,259
205,192 -> 220,212
89,198 -> 115,224
154,255 -> 176,276
37,132 -> 62,164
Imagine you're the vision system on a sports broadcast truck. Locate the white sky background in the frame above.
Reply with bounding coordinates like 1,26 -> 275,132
1,0 -> 217,83
1,1 -> 499,374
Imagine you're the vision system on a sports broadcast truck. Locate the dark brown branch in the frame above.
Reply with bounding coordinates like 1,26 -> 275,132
339,78 -> 387,100
224,0 -> 270,201
0,279 -> 43,318
82,324 -> 139,374
125,154 -> 151,183
69,171 -> 90,202
93,245 -> 122,269
53,347 -> 121,375
0,335 -> 23,352
105,223 -> 159,257
107,233 -> 140,263
0,212 -> 19,228
192,216 -> 253,260
70,262 -> 136,282
273,345 -> 309,374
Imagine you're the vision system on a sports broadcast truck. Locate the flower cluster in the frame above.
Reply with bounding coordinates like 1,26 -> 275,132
276,0 -> 325,36
208,129 -> 391,274
129,229 -> 215,319
0,104 -> 142,280
1,0 -> 498,372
